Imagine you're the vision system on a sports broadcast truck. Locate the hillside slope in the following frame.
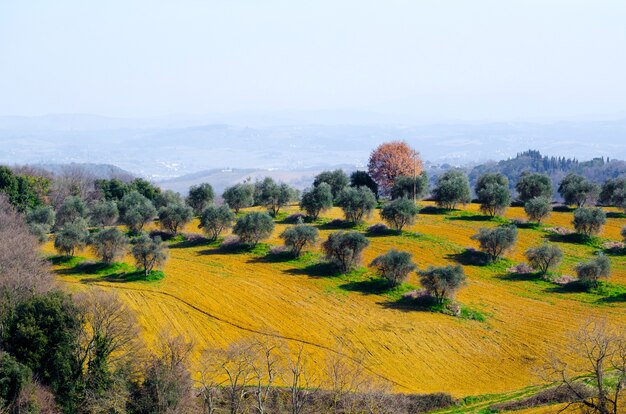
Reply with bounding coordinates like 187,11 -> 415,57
46,203 -> 626,400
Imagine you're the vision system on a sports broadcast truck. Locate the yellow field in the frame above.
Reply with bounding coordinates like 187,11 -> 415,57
44,202 -> 626,405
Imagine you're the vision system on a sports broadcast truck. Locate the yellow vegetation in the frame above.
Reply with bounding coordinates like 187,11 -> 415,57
44,202 -> 626,400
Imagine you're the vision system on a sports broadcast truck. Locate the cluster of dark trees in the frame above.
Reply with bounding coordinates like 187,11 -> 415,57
466,149 -> 626,195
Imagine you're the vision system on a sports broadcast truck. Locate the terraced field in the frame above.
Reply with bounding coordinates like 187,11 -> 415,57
44,202 -> 626,409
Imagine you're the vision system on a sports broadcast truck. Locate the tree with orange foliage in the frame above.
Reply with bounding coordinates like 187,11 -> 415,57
367,141 -> 422,195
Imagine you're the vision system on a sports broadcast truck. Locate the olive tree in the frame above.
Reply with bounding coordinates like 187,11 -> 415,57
575,254 -> 610,288
153,190 -> 183,209
222,183 -> 255,214
280,222 -> 319,257
380,197 -> 419,232
432,170 -> 471,210
336,187 -> 377,224
299,183 -> 333,220
321,231 -> 369,273
90,200 -> 119,228
55,195 -> 89,228
524,244 -> 563,276
26,205 -> 56,229
558,173 -> 600,207
524,196 -> 552,224
254,177 -> 297,217
475,173 -> 511,217
158,202 -> 193,235
198,204 -> 235,241
26,205 -> 56,242
418,265 -> 466,304
54,219 -> 89,257
599,177 -> 626,211
369,249 -> 416,286
389,172 -> 428,201
186,183 -> 215,215
515,172 -> 552,203
90,227 -> 127,264
232,212 -> 275,246
471,225 -> 518,262
118,191 -> 157,233
313,170 -> 349,200
573,207 -> 606,237
131,234 -> 168,277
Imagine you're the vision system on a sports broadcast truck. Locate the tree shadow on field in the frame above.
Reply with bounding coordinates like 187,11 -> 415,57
448,214 -> 493,222
56,261 -> 115,275
544,281 -> 590,294
598,293 -> 626,303
284,262 -> 340,278
248,251 -> 295,263
446,249 -> 490,266
80,270 -> 164,284
606,211 -> 626,219
553,205 -> 574,213
418,206 -> 450,215
545,232 -> 589,245
514,222 -> 541,230
365,228 -> 398,238
169,236 -> 212,249
500,271 -> 541,282
316,219 -> 356,230
338,278 -> 393,295
379,294 -> 440,312
198,244 -> 253,256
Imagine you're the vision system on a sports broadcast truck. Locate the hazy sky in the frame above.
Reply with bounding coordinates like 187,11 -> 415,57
1,1 -> 625,121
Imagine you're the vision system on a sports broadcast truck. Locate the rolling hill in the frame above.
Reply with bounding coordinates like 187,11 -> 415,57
44,202 -> 626,412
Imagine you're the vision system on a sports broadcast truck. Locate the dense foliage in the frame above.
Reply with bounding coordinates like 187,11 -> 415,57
380,197 -> 419,231
299,182 -> 333,220
336,186 -> 377,223
418,265 -> 466,304
232,211 -> 275,246
472,225 -> 518,261
322,231 -> 370,273
432,170 -> 472,210
369,249 -> 416,286
475,173 -> 511,217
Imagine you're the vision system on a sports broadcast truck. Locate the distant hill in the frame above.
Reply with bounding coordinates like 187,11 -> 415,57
30,162 -> 135,181
3,114 -> 626,179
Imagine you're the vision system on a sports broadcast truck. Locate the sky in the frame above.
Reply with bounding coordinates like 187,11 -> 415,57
1,0 -> 626,122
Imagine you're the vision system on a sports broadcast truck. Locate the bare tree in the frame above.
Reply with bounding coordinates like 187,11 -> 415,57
544,318 -> 626,414
0,195 -> 54,337
208,339 -> 257,414
197,350 -> 224,414
250,336 -> 283,414
288,345 -> 319,414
